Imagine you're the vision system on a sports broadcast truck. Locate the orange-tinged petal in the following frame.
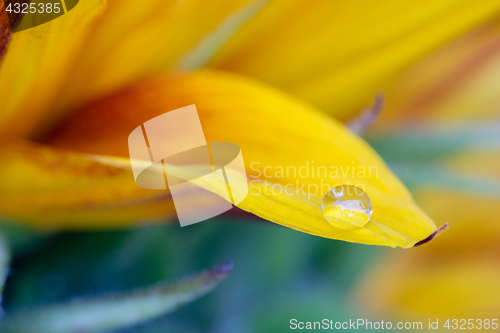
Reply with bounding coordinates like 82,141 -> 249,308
0,1 -> 11,60
0,141 -> 176,230
45,70 -> 436,247
0,0 -> 106,139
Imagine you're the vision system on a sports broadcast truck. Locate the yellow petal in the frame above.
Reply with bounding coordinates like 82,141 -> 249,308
45,70 -> 436,247
0,0 -> 106,139
43,0 -> 262,137
6,1 -> 499,140
0,141 -> 176,230
357,250 -> 500,320
378,18 -> 500,128
209,0 -> 500,120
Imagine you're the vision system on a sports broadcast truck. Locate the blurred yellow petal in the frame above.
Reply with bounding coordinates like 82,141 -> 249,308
5,0 -> 499,139
414,190 -> 500,252
209,0 -> 500,120
356,150 -> 500,319
42,0 -> 263,138
44,70 -> 436,247
0,0 -> 106,139
378,18 -> 500,128
357,249 -> 500,320
0,141 -> 176,230
409,150 -> 500,253
358,186 -> 500,319
444,149 -> 500,182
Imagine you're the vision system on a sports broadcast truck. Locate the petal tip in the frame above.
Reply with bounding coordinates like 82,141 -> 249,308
413,222 -> 449,247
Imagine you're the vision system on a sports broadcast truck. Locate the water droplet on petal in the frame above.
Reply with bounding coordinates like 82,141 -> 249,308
321,184 -> 373,230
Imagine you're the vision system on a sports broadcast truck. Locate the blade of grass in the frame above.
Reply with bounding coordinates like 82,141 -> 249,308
0,261 -> 233,333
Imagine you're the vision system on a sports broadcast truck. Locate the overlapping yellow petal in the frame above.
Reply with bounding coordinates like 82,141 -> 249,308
377,17 -> 500,128
209,0 -> 500,120
38,0 -> 261,138
0,0 -> 106,139
40,70 -> 437,247
4,0 -> 499,141
0,141 -> 176,229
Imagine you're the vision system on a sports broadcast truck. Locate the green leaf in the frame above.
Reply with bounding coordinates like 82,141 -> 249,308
0,261 -> 233,333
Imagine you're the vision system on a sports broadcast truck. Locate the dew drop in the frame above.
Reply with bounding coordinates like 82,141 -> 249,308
321,184 -> 373,230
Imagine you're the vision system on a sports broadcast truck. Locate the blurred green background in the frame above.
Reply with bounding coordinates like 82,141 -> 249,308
1,217 -> 387,332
